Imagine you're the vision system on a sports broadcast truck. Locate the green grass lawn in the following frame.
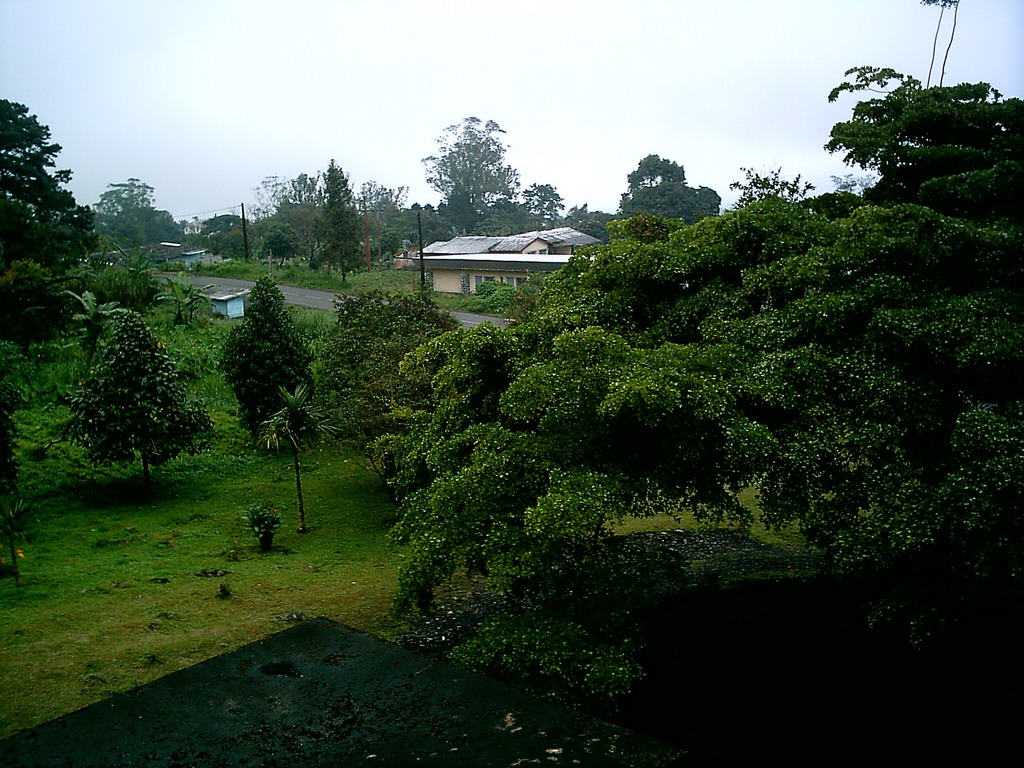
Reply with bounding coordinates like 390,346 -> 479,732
0,440 -> 402,739
0,313 -> 406,738
196,260 -> 421,295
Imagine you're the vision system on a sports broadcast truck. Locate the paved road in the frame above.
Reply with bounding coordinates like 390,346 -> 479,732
184,275 -> 506,329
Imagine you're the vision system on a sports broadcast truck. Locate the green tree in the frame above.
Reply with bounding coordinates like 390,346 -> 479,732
259,384 -> 334,533
259,221 -> 299,266
562,204 -> 616,244
0,99 -> 95,271
274,172 -> 324,265
357,181 -> 408,264
221,275 -> 312,435
825,66 -> 1024,225
316,292 -> 458,493
424,117 -> 520,232
521,183 -> 564,228
729,166 -> 815,209
93,178 -> 180,248
619,154 -> 721,223
0,259 -> 70,348
320,160 -> 362,278
381,196 -> 1024,701
197,214 -> 245,258
68,311 -> 212,483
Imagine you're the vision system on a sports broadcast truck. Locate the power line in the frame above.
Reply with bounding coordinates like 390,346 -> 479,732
176,204 -> 242,220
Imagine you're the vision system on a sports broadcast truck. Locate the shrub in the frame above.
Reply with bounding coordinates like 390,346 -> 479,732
243,502 -> 283,552
462,280 -> 516,315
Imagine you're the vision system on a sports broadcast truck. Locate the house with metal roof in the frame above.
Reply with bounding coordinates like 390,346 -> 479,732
416,227 -> 599,294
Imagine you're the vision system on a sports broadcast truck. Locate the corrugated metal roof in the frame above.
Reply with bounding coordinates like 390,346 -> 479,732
422,227 -> 599,256
422,236 -> 503,255
490,227 -> 599,252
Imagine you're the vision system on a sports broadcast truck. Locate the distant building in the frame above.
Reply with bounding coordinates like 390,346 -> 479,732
151,242 -> 208,267
408,227 -> 599,294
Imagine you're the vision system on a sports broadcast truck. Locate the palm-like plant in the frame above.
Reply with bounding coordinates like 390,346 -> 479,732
1,496 -> 29,586
159,273 -> 212,325
259,384 -> 335,533
64,290 -> 123,371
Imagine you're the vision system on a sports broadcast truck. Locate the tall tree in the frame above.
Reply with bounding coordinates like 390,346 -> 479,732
424,117 -> 520,232
319,160 -> 362,278
619,154 -> 720,223
68,311 -> 212,483
521,183 -> 564,228
358,181 -> 408,262
922,0 -> 960,87
93,178 -> 179,248
0,99 -> 95,271
221,275 -> 312,435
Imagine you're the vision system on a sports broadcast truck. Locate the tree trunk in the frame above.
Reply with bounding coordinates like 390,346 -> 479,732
8,536 -> 20,587
293,448 -> 307,533
142,453 -> 151,485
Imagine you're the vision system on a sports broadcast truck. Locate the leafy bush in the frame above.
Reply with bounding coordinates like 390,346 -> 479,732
82,254 -> 160,312
461,280 -> 515,315
450,614 -> 642,708
242,502 -> 283,552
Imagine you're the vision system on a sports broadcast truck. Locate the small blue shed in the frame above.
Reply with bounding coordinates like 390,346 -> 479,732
209,288 -> 248,319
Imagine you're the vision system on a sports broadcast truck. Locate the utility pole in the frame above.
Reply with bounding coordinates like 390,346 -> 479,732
417,210 -> 425,295
363,209 -> 371,267
240,203 -> 251,260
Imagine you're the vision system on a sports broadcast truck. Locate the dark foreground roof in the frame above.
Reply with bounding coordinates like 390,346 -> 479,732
0,618 -> 682,768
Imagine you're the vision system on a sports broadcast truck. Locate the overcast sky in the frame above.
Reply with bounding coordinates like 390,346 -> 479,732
2,0 -> 1021,222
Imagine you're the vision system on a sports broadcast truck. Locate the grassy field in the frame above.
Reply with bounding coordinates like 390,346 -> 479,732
196,260 -> 421,295
0,312 -> 405,738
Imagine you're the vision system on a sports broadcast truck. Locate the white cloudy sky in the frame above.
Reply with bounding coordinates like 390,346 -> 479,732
2,0 -> 1021,221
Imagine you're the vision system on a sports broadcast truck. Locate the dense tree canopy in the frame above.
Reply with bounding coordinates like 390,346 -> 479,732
826,66 -> 1024,226
316,291 -> 458,492
619,154 -> 720,223
93,178 -> 180,248
378,70 -> 1024,703
0,99 -> 94,270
